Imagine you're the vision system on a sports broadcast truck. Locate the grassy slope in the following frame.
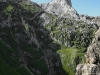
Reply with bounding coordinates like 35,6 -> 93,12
0,40 -> 20,75
0,39 -> 36,75
57,45 -> 85,75
0,60 -> 20,75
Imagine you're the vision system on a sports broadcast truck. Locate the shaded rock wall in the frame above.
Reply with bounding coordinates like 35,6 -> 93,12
0,2 -> 67,75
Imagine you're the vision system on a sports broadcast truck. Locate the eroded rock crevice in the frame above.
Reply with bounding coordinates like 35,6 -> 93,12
76,28 -> 100,75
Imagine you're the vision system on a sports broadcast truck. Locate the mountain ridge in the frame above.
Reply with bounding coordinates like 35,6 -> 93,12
0,0 -> 100,75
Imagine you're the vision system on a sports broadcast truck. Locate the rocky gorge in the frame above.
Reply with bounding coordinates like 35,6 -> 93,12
0,0 -> 100,75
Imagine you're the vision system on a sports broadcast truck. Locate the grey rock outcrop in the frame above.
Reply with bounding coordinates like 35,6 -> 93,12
79,14 -> 100,25
76,64 -> 100,75
76,28 -> 100,75
50,0 -> 72,7
41,0 -> 79,19
40,0 -> 100,25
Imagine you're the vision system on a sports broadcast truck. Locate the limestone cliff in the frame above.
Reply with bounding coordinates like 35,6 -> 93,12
50,0 -> 72,7
41,0 -> 78,19
76,27 -> 100,75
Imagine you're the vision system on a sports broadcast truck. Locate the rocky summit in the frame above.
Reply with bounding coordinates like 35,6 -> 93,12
50,0 -> 72,7
0,0 -> 100,75
41,0 -> 78,19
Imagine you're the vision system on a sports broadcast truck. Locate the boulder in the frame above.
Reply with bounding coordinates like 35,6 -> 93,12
76,64 -> 100,75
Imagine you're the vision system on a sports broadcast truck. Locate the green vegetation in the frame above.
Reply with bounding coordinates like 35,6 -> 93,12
45,14 -> 97,49
4,5 -> 13,15
24,23 -> 30,31
0,27 -> 48,75
0,1 -> 98,75
57,45 -> 85,75
44,13 -> 97,75
0,60 -> 21,75
16,66 -> 32,75
0,2 -> 48,75
0,40 -> 20,75
20,2 -> 40,13
0,39 -> 20,68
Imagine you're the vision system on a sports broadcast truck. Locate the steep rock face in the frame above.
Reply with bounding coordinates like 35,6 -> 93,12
0,2 -> 67,75
50,0 -> 72,7
76,28 -> 100,75
41,0 -> 78,19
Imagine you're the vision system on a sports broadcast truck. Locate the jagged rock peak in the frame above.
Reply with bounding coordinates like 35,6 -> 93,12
41,0 -> 78,18
0,0 -> 30,3
50,0 -> 72,7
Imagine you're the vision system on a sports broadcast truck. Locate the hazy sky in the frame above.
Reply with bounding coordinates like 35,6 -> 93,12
31,0 -> 100,16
